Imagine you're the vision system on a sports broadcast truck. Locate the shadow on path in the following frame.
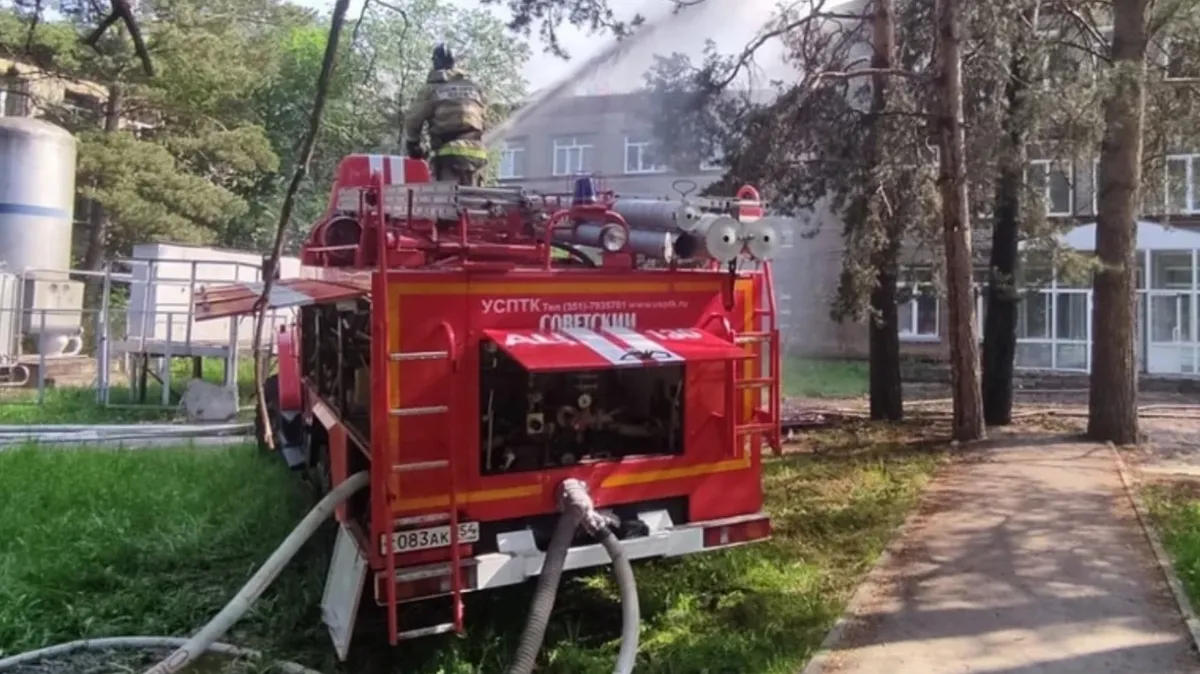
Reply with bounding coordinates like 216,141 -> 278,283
820,435 -> 1199,674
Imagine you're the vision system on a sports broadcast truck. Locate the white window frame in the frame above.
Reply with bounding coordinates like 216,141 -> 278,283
1161,37 -> 1198,81
552,137 -> 593,176
1092,157 -> 1100,214
498,141 -> 524,180
126,119 -> 155,139
1027,159 -> 1074,216
1164,154 -> 1200,215
0,77 -> 29,118
898,272 -> 939,342
623,137 -> 667,175
700,146 -> 725,172
1041,40 -> 1067,89
1087,26 -> 1115,80
973,269 -> 990,341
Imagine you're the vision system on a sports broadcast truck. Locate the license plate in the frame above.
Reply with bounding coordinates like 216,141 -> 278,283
385,522 -> 480,554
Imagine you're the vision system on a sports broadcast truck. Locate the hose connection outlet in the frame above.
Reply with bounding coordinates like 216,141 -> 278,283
556,478 -> 608,536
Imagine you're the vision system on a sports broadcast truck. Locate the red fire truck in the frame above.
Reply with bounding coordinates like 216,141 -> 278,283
194,153 -> 783,659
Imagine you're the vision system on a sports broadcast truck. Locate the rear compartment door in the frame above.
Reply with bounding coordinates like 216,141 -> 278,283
481,326 -> 748,372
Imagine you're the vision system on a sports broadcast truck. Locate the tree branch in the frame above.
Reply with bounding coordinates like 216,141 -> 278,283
85,0 -> 154,76
712,2 -> 869,90
252,0 -> 353,450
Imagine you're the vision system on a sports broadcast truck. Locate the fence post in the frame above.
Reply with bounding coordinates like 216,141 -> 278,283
98,265 -> 112,405
37,308 -> 46,406
162,312 -> 173,407
186,260 -> 197,351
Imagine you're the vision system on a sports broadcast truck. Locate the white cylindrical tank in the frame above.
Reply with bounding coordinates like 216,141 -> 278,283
0,117 -> 77,276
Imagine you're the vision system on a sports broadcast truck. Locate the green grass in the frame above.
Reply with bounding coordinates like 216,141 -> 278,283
783,357 -> 869,399
1141,481 -> 1200,605
0,424 -> 942,673
0,359 -> 260,425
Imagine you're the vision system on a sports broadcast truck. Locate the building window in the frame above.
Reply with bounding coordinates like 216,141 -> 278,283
73,193 -> 94,226
552,137 -> 594,176
1043,42 -> 1082,87
898,268 -> 938,340
1163,38 -> 1198,80
973,267 -> 989,341
700,146 -> 724,172
0,70 -> 29,117
63,90 -> 99,114
498,141 -> 524,180
623,137 -> 666,174
1027,159 -> 1074,216
127,120 -> 155,139
1165,154 -> 1200,214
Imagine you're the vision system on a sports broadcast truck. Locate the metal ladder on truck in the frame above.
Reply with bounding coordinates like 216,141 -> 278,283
369,172 -> 467,644
734,263 -> 783,455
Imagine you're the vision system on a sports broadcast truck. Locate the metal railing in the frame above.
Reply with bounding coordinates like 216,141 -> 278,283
0,255 -> 294,413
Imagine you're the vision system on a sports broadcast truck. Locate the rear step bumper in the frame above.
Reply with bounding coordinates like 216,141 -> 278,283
373,510 -> 771,605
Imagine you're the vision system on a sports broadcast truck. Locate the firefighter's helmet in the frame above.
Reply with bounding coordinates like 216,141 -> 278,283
432,43 -> 455,70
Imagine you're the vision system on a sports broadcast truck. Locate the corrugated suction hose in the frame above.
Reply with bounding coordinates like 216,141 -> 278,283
507,478 -> 641,674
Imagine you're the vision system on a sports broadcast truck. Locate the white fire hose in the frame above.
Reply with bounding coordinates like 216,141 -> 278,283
0,422 -> 251,448
0,473 -> 642,674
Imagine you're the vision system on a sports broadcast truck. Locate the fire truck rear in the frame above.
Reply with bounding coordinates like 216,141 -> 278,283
194,153 -> 784,659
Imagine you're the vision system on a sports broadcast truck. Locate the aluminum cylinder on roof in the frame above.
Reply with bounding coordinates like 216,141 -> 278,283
0,118 -> 77,277
555,223 -> 677,261
610,198 -> 703,232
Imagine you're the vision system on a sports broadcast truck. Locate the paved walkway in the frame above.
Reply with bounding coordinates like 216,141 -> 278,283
815,437 -> 1200,674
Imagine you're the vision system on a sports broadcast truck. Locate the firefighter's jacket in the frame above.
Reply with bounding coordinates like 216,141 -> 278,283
402,68 -> 488,161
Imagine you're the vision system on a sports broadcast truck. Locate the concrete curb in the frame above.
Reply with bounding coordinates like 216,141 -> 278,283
1108,442 -> 1200,654
799,467 -> 939,674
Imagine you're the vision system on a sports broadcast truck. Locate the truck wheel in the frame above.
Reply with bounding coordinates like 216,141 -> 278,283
255,374 -> 280,452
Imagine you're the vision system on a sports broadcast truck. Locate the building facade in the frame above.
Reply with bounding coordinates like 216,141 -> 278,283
494,92 -> 867,359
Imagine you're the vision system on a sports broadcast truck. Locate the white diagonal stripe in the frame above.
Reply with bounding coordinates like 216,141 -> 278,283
605,327 -> 684,363
388,156 -> 406,184
561,328 -> 631,366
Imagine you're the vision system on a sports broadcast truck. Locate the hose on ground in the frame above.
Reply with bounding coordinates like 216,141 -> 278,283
0,637 -> 321,674
0,423 -> 252,448
596,526 -> 640,674
506,503 -> 584,674
0,470 -> 369,674
1,470 -> 640,674
141,471 -> 369,674
507,478 -> 642,674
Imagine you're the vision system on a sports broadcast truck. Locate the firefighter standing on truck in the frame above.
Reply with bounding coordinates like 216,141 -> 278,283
402,43 -> 488,186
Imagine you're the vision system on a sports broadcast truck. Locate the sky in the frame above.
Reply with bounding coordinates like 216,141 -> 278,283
298,0 -> 627,86
297,0 -> 797,95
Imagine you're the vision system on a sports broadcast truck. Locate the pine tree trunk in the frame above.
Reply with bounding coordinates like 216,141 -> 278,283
982,18 -> 1034,426
870,258 -> 903,420
934,0 -> 984,441
82,83 -> 122,274
1088,0 -> 1148,445
81,84 -> 123,318
867,0 -> 903,421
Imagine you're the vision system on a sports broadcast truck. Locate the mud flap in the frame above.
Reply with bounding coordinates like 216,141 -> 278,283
321,523 -> 368,661
278,410 -> 307,469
